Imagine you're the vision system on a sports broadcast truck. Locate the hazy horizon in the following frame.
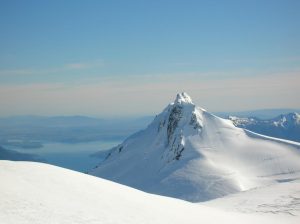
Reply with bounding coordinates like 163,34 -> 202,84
1,107 -> 300,120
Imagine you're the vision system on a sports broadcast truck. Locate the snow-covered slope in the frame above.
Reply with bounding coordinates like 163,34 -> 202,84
229,113 -> 300,142
204,179 -> 300,217
90,93 -> 300,202
0,160 -> 298,224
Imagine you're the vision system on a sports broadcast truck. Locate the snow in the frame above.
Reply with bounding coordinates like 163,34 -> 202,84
0,160 -> 299,224
1,92 -> 300,223
90,92 -> 300,202
174,92 -> 193,104
204,179 -> 300,217
229,112 -> 300,142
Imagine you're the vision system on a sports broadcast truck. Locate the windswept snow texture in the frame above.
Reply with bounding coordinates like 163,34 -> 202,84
204,179 -> 300,217
0,161 -> 298,224
229,113 -> 300,142
90,92 -> 300,202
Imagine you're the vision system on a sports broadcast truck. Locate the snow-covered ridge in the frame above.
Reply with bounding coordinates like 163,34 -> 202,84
1,161 -> 299,224
229,112 -> 300,128
229,112 -> 300,142
90,93 -> 300,202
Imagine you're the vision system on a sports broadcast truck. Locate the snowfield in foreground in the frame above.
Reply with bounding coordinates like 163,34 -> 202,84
1,161 -> 299,224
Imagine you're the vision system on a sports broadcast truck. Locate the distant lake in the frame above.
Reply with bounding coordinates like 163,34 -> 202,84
9,140 -> 120,173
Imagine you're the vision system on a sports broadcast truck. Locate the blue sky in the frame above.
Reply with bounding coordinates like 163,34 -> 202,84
0,0 -> 299,116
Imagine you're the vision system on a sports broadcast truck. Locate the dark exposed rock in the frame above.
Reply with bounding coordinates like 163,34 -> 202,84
190,112 -> 202,130
118,146 -> 123,153
167,105 -> 183,144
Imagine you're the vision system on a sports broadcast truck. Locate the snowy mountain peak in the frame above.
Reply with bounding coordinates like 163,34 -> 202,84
174,92 -> 193,105
154,93 -> 203,161
91,94 -> 300,202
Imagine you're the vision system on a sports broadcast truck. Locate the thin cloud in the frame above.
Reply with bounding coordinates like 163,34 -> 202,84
0,69 -> 37,76
64,59 -> 104,70
65,63 -> 89,70
223,56 -> 300,64
0,59 -> 104,77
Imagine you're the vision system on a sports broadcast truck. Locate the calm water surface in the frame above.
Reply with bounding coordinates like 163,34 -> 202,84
12,140 -> 120,173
